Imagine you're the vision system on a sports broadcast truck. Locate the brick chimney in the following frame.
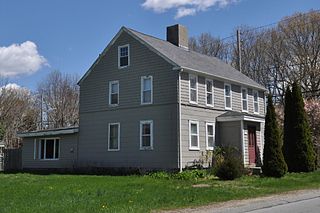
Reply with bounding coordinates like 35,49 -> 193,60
166,24 -> 189,50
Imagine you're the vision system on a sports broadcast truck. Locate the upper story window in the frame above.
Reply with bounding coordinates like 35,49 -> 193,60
109,81 -> 119,106
189,74 -> 198,104
189,120 -> 199,150
241,88 -> 248,112
39,138 -> 59,160
206,79 -> 214,107
224,83 -> 232,110
140,120 -> 153,150
118,44 -> 130,68
141,76 -> 153,104
108,123 -> 120,151
206,122 -> 215,150
253,90 -> 259,113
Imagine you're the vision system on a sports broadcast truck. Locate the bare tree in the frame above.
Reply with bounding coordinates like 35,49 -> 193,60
189,33 -> 230,62
37,70 -> 79,129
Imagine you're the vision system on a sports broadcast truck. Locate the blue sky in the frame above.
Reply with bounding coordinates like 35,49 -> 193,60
0,0 -> 319,90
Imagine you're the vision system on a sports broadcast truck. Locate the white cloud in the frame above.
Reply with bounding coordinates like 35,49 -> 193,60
0,83 -> 30,95
3,83 -> 21,90
142,0 -> 238,18
175,7 -> 196,19
0,41 -> 48,77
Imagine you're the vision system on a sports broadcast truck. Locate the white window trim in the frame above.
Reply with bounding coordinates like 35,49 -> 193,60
140,76 -> 153,105
189,120 -> 200,150
38,138 -> 60,161
253,90 -> 259,114
206,122 -> 215,150
118,44 -> 130,69
189,74 -> 198,104
109,80 -> 119,106
224,83 -> 232,110
205,79 -> 214,107
241,87 -> 248,112
140,120 -> 153,150
108,122 -> 120,151
33,139 -> 36,160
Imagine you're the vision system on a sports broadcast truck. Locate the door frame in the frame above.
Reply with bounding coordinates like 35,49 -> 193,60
248,126 -> 257,165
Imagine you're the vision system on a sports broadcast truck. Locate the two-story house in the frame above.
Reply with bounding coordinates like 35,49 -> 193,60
18,24 -> 266,171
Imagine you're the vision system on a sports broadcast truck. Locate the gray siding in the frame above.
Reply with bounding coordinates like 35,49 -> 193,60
180,105 -> 225,167
79,31 -> 179,169
22,134 -> 78,169
78,105 -> 178,169
180,72 -> 265,116
218,121 -> 242,151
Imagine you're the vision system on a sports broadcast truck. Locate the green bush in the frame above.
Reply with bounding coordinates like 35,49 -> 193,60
147,171 -> 171,179
173,169 -> 208,180
262,95 -> 287,177
215,147 -> 244,180
283,82 -> 316,172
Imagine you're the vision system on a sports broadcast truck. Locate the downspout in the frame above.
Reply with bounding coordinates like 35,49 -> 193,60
178,69 -> 183,172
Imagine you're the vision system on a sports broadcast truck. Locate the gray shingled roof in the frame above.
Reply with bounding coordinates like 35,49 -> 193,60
127,28 -> 266,90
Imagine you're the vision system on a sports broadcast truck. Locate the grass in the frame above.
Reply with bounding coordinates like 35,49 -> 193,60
0,171 -> 319,212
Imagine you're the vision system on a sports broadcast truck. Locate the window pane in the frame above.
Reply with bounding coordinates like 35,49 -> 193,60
55,139 -> 59,159
208,136 -> 214,147
45,139 -> 54,159
207,125 -> 213,135
143,78 -> 151,91
120,47 -> 128,56
254,103 -> 259,112
207,93 -> 212,105
111,94 -> 118,104
191,135 -> 198,147
109,125 -> 119,149
206,81 -> 212,92
142,124 -> 150,135
226,97 -> 231,108
120,57 -> 128,67
191,123 -> 197,134
111,83 -> 118,93
40,140 -> 45,159
142,136 -> 150,147
254,92 -> 258,101
143,91 -> 151,103
243,100 -> 248,111
191,90 -> 197,102
190,76 -> 196,89
225,85 -> 230,96
242,89 -> 247,100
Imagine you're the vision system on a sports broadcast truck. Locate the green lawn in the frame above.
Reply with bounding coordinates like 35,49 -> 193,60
0,171 -> 319,213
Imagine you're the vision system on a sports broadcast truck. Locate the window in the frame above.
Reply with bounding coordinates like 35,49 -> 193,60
39,138 -> 59,160
206,123 -> 215,150
253,90 -> 259,113
189,74 -> 198,104
108,123 -> 120,151
140,120 -> 153,150
241,88 -> 248,112
206,79 -> 214,106
189,121 -> 199,150
224,83 -> 232,110
141,76 -> 153,104
109,81 -> 119,106
118,44 -> 129,68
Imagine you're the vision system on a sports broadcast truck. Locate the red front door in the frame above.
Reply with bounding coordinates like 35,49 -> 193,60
248,127 -> 257,165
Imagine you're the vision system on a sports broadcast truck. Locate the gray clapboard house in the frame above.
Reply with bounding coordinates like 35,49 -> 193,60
18,24 -> 266,171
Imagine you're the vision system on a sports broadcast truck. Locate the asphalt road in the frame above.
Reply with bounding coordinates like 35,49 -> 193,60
163,189 -> 320,213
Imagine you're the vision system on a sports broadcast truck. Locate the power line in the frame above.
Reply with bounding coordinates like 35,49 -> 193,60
218,9 -> 320,42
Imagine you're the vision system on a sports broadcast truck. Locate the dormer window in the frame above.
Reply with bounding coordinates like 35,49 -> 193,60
118,44 -> 129,68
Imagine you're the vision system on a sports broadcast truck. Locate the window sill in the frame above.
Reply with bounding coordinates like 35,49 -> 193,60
108,149 -> 120,152
141,102 -> 153,105
206,147 -> 214,151
189,147 -> 200,151
225,107 -> 232,111
206,104 -> 214,108
140,147 -> 153,151
39,159 -> 59,161
118,65 -> 129,69
109,104 -> 119,107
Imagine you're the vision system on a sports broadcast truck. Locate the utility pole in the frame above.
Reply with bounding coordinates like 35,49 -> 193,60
237,29 -> 242,73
